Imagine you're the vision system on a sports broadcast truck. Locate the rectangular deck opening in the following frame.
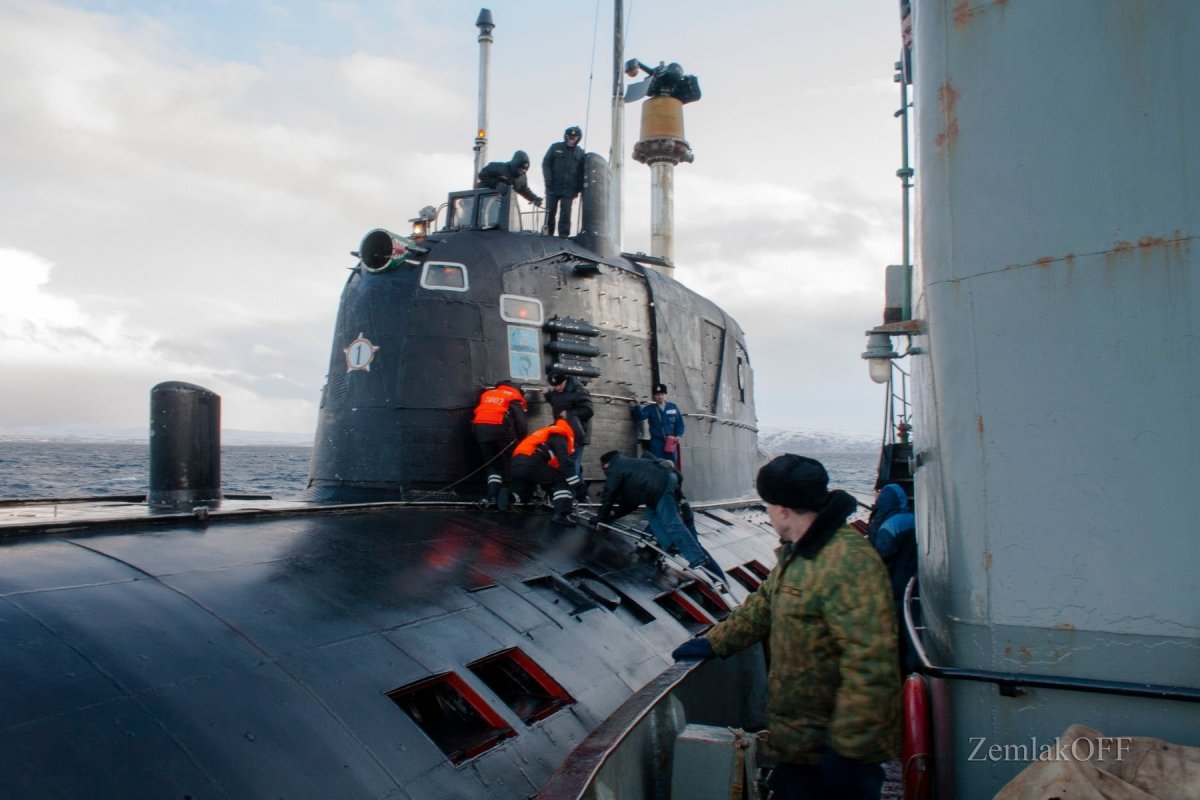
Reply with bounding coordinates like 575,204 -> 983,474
467,648 -> 575,724
744,560 -> 771,581
679,581 -> 731,620
524,575 -> 599,617
563,568 -> 656,624
727,565 -> 761,592
654,590 -> 715,634
387,672 -> 515,764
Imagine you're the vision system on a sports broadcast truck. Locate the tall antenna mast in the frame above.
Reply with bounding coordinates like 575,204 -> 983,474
609,1 -> 624,248
473,9 -> 495,183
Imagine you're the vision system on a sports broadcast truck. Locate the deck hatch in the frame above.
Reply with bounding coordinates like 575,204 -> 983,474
562,568 -> 656,623
744,560 -> 771,580
467,647 -> 576,724
654,590 -> 715,633
523,575 -> 599,616
387,672 -> 516,764
727,566 -> 761,592
679,581 -> 731,620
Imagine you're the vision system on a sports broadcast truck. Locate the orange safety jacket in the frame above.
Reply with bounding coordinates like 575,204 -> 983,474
472,384 -> 528,425
513,419 -> 575,469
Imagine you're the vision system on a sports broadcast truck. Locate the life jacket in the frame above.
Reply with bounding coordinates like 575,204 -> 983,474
513,419 -> 575,468
472,384 -> 527,425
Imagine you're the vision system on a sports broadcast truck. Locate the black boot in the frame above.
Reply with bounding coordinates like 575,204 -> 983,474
550,495 -> 574,526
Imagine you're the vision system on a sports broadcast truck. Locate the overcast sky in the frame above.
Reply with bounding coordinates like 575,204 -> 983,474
0,0 -> 904,437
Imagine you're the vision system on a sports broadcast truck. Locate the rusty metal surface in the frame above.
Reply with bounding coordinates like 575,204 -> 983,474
908,1 -> 1200,796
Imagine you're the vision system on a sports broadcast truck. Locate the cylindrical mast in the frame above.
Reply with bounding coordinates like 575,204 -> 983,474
896,60 -> 913,319
609,0 -> 624,248
473,9 -> 495,182
649,162 -> 673,263
633,94 -> 694,274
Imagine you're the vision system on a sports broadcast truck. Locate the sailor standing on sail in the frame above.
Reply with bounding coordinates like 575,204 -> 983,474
635,384 -> 685,466
502,418 -> 580,526
541,126 -> 585,237
471,381 -> 528,506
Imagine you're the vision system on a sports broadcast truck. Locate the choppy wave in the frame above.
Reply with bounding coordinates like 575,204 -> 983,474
0,441 -> 313,500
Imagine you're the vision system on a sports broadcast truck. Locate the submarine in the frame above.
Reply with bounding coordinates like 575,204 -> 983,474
0,9 -> 782,799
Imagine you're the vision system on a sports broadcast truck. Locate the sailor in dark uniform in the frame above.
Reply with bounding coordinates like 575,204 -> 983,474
545,372 -> 593,501
597,451 -> 720,573
635,383 -> 685,466
541,126 -> 585,236
477,150 -> 543,206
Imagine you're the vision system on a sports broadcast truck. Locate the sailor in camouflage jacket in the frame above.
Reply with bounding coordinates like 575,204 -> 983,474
698,456 -> 901,768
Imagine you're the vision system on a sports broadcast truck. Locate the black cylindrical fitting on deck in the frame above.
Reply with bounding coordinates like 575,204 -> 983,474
577,153 -> 618,258
149,382 -> 222,507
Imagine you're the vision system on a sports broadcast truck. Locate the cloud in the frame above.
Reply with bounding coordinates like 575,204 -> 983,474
0,2 -> 478,434
0,247 -> 321,431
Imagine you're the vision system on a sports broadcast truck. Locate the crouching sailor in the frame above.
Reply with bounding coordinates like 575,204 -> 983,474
596,451 -> 720,574
471,380 -> 528,506
503,418 -> 580,525
671,455 -> 901,800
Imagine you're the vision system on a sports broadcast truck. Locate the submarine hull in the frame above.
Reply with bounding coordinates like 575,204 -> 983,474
0,498 -> 776,798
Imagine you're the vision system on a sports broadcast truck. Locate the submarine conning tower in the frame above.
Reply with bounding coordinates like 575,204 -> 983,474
305,153 -> 758,505
305,11 -> 751,505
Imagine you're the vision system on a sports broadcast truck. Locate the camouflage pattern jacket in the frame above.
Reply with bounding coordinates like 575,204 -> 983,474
704,525 -> 901,764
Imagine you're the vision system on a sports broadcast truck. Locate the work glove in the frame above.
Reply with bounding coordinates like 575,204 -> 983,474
671,637 -> 714,661
532,195 -> 544,207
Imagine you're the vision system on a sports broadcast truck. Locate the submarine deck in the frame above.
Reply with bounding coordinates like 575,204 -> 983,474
0,493 -> 778,798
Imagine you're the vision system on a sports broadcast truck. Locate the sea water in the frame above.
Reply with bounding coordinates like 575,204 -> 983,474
0,439 -> 880,501
0,441 -> 313,500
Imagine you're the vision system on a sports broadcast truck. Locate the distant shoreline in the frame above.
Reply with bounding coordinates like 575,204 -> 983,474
0,430 -> 312,447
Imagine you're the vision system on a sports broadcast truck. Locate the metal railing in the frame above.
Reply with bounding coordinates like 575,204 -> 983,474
903,578 -> 1200,703
882,359 -> 913,448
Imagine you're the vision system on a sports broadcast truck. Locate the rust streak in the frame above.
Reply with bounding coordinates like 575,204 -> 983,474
1018,646 -> 1032,662
1138,235 -> 1167,249
954,0 -> 1006,27
934,83 -> 961,150
938,82 -> 960,115
1112,240 -> 1134,253
1034,257 -> 1054,269
952,1 -> 976,28
976,415 -> 984,437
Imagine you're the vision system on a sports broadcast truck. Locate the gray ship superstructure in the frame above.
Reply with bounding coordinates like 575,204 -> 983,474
865,1 -> 1200,796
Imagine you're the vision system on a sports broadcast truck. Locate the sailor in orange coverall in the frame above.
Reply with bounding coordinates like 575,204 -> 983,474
471,381 -> 528,505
